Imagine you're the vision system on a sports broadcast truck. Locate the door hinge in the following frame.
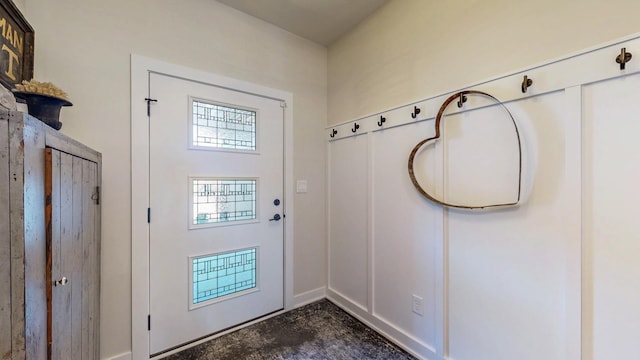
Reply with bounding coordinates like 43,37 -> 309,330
280,101 -> 287,109
148,315 -> 151,331
145,98 -> 158,116
147,208 -> 151,223
92,186 -> 100,205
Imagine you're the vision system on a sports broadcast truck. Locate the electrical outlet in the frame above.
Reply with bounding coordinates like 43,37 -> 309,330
412,295 -> 424,316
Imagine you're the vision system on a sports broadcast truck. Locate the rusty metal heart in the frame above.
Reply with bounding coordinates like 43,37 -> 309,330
407,90 -> 522,209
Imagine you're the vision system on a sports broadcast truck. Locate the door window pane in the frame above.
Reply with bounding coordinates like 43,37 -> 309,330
192,99 -> 256,151
191,248 -> 257,306
192,178 -> 257,226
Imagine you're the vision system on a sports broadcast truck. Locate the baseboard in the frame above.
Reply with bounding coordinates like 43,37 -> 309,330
292,286 -> 326,308
106,352 -> 132,360
327,289 -> 437,360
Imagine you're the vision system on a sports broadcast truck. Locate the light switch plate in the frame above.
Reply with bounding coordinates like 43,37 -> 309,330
296,180 -> 308,193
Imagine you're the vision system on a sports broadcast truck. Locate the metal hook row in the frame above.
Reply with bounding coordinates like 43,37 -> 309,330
330,47 -> 633,139
329,78 -> 522,138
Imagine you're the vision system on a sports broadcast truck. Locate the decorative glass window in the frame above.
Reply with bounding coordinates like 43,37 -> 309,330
190,248 -> 258,307
191,98 -> 257,151
191,178 -> 257,227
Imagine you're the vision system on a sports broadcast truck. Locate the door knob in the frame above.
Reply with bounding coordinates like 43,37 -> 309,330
54,277 -> 68,286
269,214 -> 281,221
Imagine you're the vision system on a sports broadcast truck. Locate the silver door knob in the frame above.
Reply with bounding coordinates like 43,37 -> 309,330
54,277 -> 68,286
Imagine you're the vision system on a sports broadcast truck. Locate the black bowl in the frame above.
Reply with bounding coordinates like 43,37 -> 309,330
13,91 -> 72,130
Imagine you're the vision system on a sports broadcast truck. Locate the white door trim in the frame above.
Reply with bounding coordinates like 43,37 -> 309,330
131,54 -> 294,359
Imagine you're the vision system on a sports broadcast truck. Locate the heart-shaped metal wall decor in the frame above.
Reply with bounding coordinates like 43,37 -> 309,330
408,90 -> 522,209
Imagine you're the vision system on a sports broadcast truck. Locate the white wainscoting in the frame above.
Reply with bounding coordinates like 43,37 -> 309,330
327,34 -> 640,360
582,74 -> 640,359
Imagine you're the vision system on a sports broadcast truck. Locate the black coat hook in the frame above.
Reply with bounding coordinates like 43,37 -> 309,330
521,75 -> 533,93
411,106 -> 421,119
457,94 -> 467,108
351,123 -> 360,133
330,129 -> 337,138
616,47 -> 632,70
377,116 -> 386,126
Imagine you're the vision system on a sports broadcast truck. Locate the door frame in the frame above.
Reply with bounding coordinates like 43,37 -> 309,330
131,54 -> 294,359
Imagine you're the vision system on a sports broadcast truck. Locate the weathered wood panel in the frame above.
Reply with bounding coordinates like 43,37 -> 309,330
45,148 -> 57,359
48,148 -> 62,359
0,118 -> 11,360
81,159 -> 99,359
52,152 -> 73,359
8,114 -> 26,360
70,157 -> 83,359
44,126 -> 101,164
91,159 -> 101,359
46,139 -> 102,360
22,114 -> 47,360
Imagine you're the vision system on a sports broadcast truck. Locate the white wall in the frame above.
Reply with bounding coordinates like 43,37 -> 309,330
12,0 -> 25,13
21,0 -> 327,358
328,0 -> 640,124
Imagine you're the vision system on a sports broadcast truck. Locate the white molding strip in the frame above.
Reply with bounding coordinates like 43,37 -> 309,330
107,352 -> 132,360
292,287 -> 327,308
326,286 -> 369,313
564,86 -> 583,360
327,33 -> 640,141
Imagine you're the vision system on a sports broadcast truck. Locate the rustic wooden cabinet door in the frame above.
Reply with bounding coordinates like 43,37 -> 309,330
46,149 -> 100,360
1,112 -> 101,359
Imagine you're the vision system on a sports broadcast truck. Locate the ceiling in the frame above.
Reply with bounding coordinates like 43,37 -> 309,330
216,0 -> 390,46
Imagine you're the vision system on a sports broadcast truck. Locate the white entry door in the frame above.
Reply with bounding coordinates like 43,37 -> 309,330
148,72 -> 284,355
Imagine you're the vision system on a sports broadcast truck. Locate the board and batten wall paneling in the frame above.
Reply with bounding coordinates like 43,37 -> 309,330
327,92 -> 583,360
371,122 -> 444,357
446,91 -> 581,360
582,73 -> 640,360
328,134 -> 369,310
442,101 -> 522,207
327,34 -> 640,360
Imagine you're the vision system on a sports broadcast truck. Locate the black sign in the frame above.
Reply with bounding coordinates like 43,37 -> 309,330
0,0 -> 33,90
